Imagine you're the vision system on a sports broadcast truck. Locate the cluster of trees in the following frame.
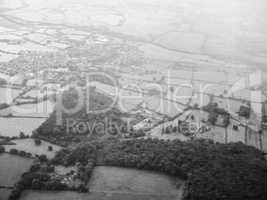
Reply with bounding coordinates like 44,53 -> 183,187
37,109 -> 129,138
8,146 -> 92,200
48,145 -> 53,151
35,87 -> 130,146
0,103 -> 9,110
77,159 -> 95,185
184,157 -> 267,200
34,138 -> 42,145
202,102 -> 230,127
238,105 -> 251,118
9,148 -> 32,158
9,170 -> 67,200
9,160 -> 54,200
51,142 -> 97,190
9,148 -> 49,161
33,134 -> 82,147
0,145 -> 5,153
0,77 -> 7,85
19,132 -> 29,139
0,134 -> 29,142
100,138 -> 267,200
161,125 -> 178,134
51,142 -> 96,166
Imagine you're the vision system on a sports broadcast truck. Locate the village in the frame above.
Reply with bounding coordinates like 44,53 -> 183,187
0,48 -> 266,154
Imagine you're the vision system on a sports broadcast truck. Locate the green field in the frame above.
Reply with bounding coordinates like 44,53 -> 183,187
4,139 -> 62,159
20,166 -> 183,200
20,190 -> 179,200
89,166 -> 183,196
0,153 -> 33,187
0,188 -> 12,200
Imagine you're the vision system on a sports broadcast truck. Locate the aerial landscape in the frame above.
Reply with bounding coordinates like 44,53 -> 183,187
0,0 -> 267,200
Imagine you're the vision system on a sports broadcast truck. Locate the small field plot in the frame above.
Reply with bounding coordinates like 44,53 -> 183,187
0,153 -> 33,187
0,188 -> 12,200
55,165 -> 77,175
4,138 -> 62,159
0,118 -> 47,137
0,88 -> 21,104
89,166 -> 183,197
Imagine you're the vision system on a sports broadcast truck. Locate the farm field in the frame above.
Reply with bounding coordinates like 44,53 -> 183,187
0,100 -> 55,118
0,87 -> 21,104
88,166 -> 183,197
0,153 -> 33,187
20,165 -> 184,200
20,190 -> 179,200
0,188 -> 11,200
0,118 -> 47,137
4,138 -> 62,159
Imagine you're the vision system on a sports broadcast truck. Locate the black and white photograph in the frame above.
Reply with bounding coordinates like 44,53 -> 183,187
0,0 -> 266,200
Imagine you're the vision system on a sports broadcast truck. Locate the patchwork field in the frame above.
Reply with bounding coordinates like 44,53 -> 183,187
89,166 -> 183,197
20,166 -> 184,200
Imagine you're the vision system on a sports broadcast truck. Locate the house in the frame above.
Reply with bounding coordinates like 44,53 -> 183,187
177,109 -> 210,135
133,118 -> 155,131
42,83 -> 61,92
155,109 -> 210,135
9,73 -> 26,86
27,79 -> 44,87
238,105 -> 250,118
